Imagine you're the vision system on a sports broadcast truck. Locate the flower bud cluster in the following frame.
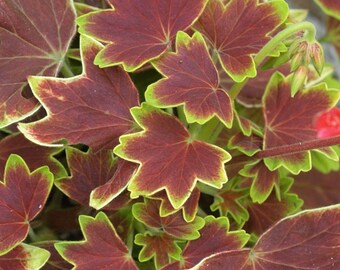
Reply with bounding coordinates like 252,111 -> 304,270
288,39 -> 324,96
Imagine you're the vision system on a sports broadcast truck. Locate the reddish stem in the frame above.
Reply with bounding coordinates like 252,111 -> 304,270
228,136 -> 340,166
255,136 -> 340,159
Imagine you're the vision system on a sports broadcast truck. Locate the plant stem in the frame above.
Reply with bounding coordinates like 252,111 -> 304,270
198,117 -> 219,142
211,50 -> 219,64
134,220 -> 146,234
197,207 -> 207,217
28,226 -> 39,242
229,136 -> 340,167
177,106 -> 188,125
189,123 -> 202,140
127,224 -> 134,255
255,136 -> 340,159
61,60 -> 74,78
197,182 -> 218,196
229,21 -> 316,100
165,107 -> 174,115
209,121 -> 226,144
196,116 -> 225,145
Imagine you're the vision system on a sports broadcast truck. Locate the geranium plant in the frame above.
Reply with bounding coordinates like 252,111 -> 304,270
0,0 -> 339,269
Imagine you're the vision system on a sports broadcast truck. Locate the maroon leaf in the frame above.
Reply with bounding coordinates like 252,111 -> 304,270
194,0 -> 288,82
151,188 -> 200,223
74,2 -> 100,17
0,155 -> 53,255
77,0 -> 208,71
228,133 -> 262,157
19,35 -> 139,151
239,160 -> 279,203
0,244 -> 50,270
55,148 -> 115,207
314,0 -> 340,19
146,31 -> 233,127
107,207 -> 134,243
0,0 -> 76,127
191,204 -> 340,269
0,133 -> 66,180
115,103 -> 230,209
292,169 -> 340,209
177,216 -> 249,269
211,181 -> 249,224
135,232 -> 182,269
220,63 -> 291,106
75,0 -> 109,9
263,72 -> 340,174
90,158 -> 137,210
55,212 -> 138,270
326,16 -> 340,56
100,191 -> 132,212
243,178 -> 303,236
237,105 -> 265,133
132,199 -> 205,240
34,241 -> 72,270
234,112 -> 263,137
55,147 -> 135,210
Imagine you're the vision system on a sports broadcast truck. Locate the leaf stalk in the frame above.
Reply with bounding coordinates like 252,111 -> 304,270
256,136 -> 340,159
229,136 -> 340,166
61,60 -> 74,78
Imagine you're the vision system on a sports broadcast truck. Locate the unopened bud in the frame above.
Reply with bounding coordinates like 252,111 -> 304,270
288,38 -> 325,79
291,65 -> 308,97
290,52 -> 305,72
288,39 -> 303,58
310,42 -> 324,75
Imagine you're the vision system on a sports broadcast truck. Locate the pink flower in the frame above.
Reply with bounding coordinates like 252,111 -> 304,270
316,108 -> 340,138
